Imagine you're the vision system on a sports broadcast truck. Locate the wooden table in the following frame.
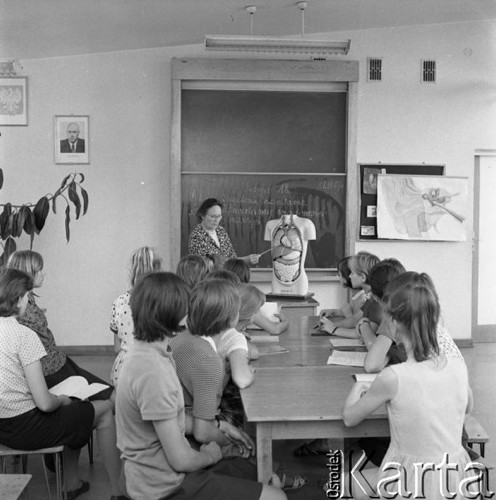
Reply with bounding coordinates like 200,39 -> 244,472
242,317 -> 388,482
0,474 -> 31,500
248,315 -> 362,368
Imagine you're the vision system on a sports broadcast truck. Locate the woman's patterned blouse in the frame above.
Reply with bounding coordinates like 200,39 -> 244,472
17,293 -> 66,376
188,224 -> 237,259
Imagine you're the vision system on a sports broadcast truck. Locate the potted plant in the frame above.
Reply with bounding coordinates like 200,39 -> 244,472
0,168 -> 89,266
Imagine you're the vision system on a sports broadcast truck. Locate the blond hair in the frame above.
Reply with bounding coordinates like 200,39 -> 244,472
6,250 -> 43,278
237,284 -> 265,324
350,251 -> 380,284
130,247 -> 162,286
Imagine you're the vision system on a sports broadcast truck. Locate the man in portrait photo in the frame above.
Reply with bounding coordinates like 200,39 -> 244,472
60,122 -> 85,153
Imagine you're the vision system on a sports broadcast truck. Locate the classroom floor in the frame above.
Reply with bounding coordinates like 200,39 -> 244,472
5,343 -> 496,500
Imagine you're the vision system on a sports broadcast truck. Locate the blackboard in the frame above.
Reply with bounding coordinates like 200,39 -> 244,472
181,89 -> 346,174
359,164 -> 445,240
181,174 -> 346,269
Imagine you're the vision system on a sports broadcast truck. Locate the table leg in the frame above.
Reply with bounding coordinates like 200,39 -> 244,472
256,422 -> 273,483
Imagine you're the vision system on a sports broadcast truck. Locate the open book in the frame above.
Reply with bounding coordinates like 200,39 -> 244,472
49,376 -> 110,400
326,351 -> 367,367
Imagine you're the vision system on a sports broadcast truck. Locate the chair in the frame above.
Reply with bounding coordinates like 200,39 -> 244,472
0,443 -> 66,500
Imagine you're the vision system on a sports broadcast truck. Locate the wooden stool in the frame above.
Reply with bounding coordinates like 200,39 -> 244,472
0,444 -> 66,500
465,414 -> 490,457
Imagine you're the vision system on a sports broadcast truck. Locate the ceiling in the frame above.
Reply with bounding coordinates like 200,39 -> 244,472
1,0 -> 496,60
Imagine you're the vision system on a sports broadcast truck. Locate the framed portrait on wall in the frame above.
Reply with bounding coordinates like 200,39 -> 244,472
54,115 -> 89,164
0,77 -> 28,126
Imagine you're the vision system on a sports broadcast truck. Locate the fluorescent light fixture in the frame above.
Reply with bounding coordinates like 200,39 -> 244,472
205,35 -> 350,56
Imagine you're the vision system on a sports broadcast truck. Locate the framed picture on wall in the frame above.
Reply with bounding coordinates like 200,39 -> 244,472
377,174 -> 468,241
54,115 -> 89,164
0,77 -> 28,126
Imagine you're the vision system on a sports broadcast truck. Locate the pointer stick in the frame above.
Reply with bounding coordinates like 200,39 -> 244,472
257,248 -> 272,257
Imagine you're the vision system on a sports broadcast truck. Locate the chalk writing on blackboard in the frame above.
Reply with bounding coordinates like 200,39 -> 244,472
181,174 -> 346,269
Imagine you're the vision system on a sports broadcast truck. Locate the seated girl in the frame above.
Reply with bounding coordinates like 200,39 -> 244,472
170,279 -> 255,455
217,284 -> 264,427
219,284 -> 264,387
0,269 -> 126,500
171,279 -> 304,490
342,272 -> 478,499
116,272 -> 286,500
363,270 -> 463,373
319,251 -> 380,338
110,246 -> 162,386
319,256 -> 364,319
7,251 -> 113,400
177,254 -> 210,289
355,258 -> 407,372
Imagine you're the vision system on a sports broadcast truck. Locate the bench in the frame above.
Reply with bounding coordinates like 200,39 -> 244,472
465,414 -> 490,457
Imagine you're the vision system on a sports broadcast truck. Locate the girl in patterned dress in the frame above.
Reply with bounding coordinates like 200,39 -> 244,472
110,246 -> 162,386
7,251 -> 113,401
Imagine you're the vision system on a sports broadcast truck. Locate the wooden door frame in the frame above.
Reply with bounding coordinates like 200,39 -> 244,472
169,58 -> 359,273
472,149 -> 496,342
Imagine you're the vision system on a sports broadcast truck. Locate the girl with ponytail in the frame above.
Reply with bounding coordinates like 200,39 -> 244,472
342,272 -> 479,499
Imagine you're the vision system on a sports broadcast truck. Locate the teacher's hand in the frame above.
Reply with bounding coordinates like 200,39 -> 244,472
247,254 -> 260,265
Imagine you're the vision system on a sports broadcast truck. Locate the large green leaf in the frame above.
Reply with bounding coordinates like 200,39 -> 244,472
33,196 -> 50,233
68,182 -> 81,220
65,205 -> 71,242
80,186 -> 89,215
0,168 -> 3,190
23,207 -> 34,235
1,204 -> 12,239
0,212 -> 6,240
3,236 -> 16,261
11,211 -> 20,238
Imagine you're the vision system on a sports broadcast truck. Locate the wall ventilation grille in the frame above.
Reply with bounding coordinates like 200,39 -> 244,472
422,60 -> 436,83
367,58 -> 382,81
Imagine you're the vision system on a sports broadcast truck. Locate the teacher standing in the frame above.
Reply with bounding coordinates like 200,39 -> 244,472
188,198 -> 260,266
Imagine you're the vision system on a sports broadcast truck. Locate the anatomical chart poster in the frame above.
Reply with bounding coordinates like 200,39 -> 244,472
376,174 -> 468,241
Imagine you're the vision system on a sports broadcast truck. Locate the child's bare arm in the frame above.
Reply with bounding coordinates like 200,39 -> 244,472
247,341 -> 259,360
24,360 -> 68,412
229,349 -> 255,389
357,318 -> 379,350
154,417 -> 222,472
343,369 -> 397,427
320,317 -> 360,338
364,335 -> 393,373
252,311 -> 289,335
332,309 -> 363,328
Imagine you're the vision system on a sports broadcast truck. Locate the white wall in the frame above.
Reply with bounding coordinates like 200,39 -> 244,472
1,20 -> 494,345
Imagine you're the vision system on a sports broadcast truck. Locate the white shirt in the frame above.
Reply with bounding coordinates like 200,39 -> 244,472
217,328 -> 248,359
0,317 -> 46,418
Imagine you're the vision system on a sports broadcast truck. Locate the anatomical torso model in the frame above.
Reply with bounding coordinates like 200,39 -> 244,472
264,214 -> 316,296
